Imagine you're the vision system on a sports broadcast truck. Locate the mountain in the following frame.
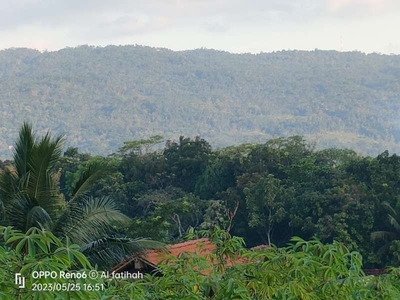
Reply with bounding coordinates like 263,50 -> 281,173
0,45 -> 399,158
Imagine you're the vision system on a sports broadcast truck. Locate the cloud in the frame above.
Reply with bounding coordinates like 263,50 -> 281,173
0,0 -> 305,39
325,0 -> 400,17
0,0 -> 320,31
0,0 -> 396,35
0,0 -> 399,53
328,0 -> 387,11
81,14 -> 174,38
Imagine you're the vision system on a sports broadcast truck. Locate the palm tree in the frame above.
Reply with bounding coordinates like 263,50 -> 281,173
371,200 -> 400,254
0,123 -> 162,268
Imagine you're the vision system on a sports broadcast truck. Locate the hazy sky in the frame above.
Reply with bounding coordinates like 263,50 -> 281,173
1,0 -> 400,54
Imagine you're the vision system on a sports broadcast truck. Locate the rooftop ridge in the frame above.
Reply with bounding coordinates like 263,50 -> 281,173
164,238 -> 210,250
143,238 -> 212,256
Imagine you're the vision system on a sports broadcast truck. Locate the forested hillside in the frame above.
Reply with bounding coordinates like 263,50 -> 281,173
1,45 -> 400,158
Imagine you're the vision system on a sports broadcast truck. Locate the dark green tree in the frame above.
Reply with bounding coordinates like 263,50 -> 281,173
244,174 -> 294,245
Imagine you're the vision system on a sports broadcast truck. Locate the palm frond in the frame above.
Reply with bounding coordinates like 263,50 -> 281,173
54,196 -> 129,245
29,172 -> 63,220
38,131 -> 65,171
388,214 -> 400,233
370,201 -> 400,251
25,206 -> 53,231
26,132 -> 65,217
28,132 -> 64,197
382,201 -> 397,217
371,230 -> 399,241
17,171 -> 31,192
0,168 -> 19,208
0,200 -> 4,221
69,161 -> 107,202
80,236 -> 165,254
80,236 -> 165,270
377,242 -> 392,255
3,192 -> 33,231
13,122 -> 35,178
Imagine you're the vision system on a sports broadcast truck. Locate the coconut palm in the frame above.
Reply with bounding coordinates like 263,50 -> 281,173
371,200 -> 400,254
0,123 -> 162,268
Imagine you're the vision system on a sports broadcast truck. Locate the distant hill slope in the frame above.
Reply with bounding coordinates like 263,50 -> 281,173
0,45 -> 399,158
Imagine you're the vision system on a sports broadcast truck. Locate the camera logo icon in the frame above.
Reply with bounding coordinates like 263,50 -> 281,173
15,273 -> 26,289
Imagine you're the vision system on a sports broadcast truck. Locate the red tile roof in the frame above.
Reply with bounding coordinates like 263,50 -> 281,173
144,238 -> 214,266
110,238 -> 267,273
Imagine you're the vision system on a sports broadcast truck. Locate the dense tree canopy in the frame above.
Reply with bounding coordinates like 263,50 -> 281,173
11,133 -> 394,269
1,123 -> 400,297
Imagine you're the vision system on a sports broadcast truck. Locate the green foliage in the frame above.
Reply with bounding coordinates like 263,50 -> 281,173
118,135 -> 163,156
127,191 -> 207,242
164,136 -> 212,192
0,226 -> 105,299
371,200 -> 400,260
195,155 -> 241,200
2,226 -> 400,299
244,174 -> 294,245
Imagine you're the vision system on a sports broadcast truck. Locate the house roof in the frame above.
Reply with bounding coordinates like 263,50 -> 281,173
110,238 -> 267,273
110,238 -> 213,273
144,238 -> 214,266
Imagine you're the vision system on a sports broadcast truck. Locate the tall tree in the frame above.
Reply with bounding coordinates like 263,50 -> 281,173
244,174 -> 294,245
